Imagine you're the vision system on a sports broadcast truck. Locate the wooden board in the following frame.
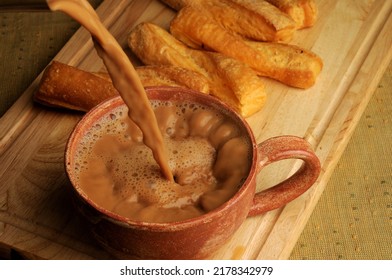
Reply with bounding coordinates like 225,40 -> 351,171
0,0 -> 391,260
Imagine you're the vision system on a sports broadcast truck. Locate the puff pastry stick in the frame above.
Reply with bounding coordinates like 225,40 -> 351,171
34,61 -> 210,112
97,65 -> 210,94
170,6 -> 322,88
161,0 -> 296,42
265,0 -> 318,28
34,61 -> 117,111
128,22 -> 266,117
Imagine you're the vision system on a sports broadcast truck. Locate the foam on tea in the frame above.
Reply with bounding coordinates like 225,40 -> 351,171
73,99 -> 252,223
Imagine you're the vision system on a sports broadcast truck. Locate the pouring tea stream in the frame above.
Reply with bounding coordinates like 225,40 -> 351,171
46,0 -> 173,181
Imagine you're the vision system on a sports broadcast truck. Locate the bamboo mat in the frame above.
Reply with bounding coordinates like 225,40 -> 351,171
0,0 -> 391,259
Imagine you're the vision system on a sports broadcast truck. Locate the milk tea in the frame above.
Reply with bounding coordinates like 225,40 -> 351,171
73,98 -> 252,223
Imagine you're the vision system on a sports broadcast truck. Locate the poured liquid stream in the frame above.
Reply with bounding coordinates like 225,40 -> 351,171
47,0 -> 173,181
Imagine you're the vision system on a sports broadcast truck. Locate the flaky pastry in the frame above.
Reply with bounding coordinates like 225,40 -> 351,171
170,6 -> 323,88
35,61 -> 117,111
161,0 -> 297,42
128,22 -> 267,117
265,0 -> 318,28
96,65 -> 210,94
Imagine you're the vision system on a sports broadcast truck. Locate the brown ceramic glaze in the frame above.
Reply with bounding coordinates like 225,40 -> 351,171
65,86 -> 321,259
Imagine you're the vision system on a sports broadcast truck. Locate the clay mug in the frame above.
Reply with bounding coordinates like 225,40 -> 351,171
65,86 -> 321,259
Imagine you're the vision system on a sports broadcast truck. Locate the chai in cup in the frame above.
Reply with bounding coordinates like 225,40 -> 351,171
72,88 -> 252,223
66,86 -> 321,260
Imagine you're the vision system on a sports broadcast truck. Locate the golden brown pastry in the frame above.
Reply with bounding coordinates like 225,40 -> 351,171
161,0 -> 297,42
34,61 -> 118,111
34,61 -> 210,112
128,22 -> 267,117
96,65 -> 210,94
244,40 -> 322,89
219,0 -> 297,41
170,6 -> 323,88
264,0 -> 318,28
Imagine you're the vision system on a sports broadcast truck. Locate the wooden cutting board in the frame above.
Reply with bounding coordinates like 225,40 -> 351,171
0,0 -> 391,260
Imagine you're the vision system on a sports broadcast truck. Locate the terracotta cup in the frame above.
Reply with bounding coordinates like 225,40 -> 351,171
65,86 -> 321,259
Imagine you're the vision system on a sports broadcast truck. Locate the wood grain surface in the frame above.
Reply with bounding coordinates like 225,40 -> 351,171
0,0 -> 391,259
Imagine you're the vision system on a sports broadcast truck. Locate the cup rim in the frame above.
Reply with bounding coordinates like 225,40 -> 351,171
65,86 -> 258,230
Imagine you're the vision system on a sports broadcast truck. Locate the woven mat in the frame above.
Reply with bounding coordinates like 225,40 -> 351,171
0,0 -> 102,116
290,64 -> 392,260
1,1 -> 391,259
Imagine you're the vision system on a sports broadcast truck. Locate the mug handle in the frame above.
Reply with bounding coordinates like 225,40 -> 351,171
248,135 -> 321,216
